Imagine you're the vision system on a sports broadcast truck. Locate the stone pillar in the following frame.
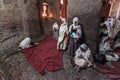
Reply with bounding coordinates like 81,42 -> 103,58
111,0 -> 120,18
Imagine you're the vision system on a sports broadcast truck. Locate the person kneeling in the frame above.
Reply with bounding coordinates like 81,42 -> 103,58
74,43 -> 93,71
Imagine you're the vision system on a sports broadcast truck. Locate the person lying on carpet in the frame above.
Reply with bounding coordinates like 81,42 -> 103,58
73,43 -> 94,71
52,22 -> 59,40
57,18 -> 68,50
19,37 -> 38,49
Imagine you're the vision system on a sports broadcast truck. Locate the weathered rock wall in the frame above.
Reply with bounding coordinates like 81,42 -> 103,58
68,0 -> 103,53
0,0 -> 41,51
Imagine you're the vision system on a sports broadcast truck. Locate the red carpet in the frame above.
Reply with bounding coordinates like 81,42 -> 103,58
22,36 -> 63,75
96,48 -> 120,80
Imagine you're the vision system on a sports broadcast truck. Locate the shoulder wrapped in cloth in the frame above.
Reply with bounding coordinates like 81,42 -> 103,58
53,22 -> 59,40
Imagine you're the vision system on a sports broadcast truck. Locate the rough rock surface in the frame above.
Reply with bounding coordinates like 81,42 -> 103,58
0,48 -> 111,80
0,0 -> 41,51
68,0 -> 103,53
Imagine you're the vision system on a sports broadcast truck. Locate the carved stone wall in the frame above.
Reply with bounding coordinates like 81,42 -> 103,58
68,0 -> 103,53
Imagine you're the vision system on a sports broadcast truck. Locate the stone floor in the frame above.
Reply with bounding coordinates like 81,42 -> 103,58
0,47 -> 111,80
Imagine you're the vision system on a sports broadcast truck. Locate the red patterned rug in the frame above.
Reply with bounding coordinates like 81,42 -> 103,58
22,36 -> 63,75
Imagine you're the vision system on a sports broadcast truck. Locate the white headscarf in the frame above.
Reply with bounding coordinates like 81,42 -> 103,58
73,17 -> 79,24
61,18 -> 66,24
53,22 -> 59,30
80,43 -> 88,50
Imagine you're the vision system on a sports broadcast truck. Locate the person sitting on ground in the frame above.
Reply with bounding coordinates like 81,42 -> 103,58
73,43 -> 93,71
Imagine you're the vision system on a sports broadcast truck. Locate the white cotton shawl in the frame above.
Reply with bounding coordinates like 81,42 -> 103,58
19,37 -> 31,49
58,18 -> 68,43
53,22 -> 59,30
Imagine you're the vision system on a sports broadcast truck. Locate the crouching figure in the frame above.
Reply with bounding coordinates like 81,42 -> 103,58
19,37 -> 38,49
74,43 -> 93,71
19,37 -> 31,49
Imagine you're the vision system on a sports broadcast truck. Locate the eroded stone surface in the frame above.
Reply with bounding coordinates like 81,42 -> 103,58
0,0 -> 41,51
0,49 -> 111,80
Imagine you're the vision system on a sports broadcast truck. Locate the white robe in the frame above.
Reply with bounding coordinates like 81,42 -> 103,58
57,23 -> 68,50
105,53 -> 119,61
19,37 -> 31,49
53,22 -> 59,30
99,36 -> 119,61
52,22 -> 59,40
74,47 -> 92,67
111,19 -> 120,38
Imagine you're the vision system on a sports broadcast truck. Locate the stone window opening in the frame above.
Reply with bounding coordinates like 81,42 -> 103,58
59,0 -> 68,21
42,2 -> 48,17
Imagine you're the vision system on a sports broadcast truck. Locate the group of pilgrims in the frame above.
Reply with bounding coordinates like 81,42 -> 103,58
98,17 -> 120,62
18,16 -> 120,72
53,17 -> 94,70
53,16 -> 120,70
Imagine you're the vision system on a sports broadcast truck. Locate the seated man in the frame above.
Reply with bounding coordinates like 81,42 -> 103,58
74,43 -> 93,71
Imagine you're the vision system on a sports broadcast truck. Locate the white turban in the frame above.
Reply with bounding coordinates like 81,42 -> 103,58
61,18 -> 66,24
73,17 -> 79,24
80,43 -> 88,50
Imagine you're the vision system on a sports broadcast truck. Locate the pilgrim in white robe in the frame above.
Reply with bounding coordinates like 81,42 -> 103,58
53,22 -> 59,40
69,17 -> 82,57
57,18 -> 68,50
74,43 -> 93,68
